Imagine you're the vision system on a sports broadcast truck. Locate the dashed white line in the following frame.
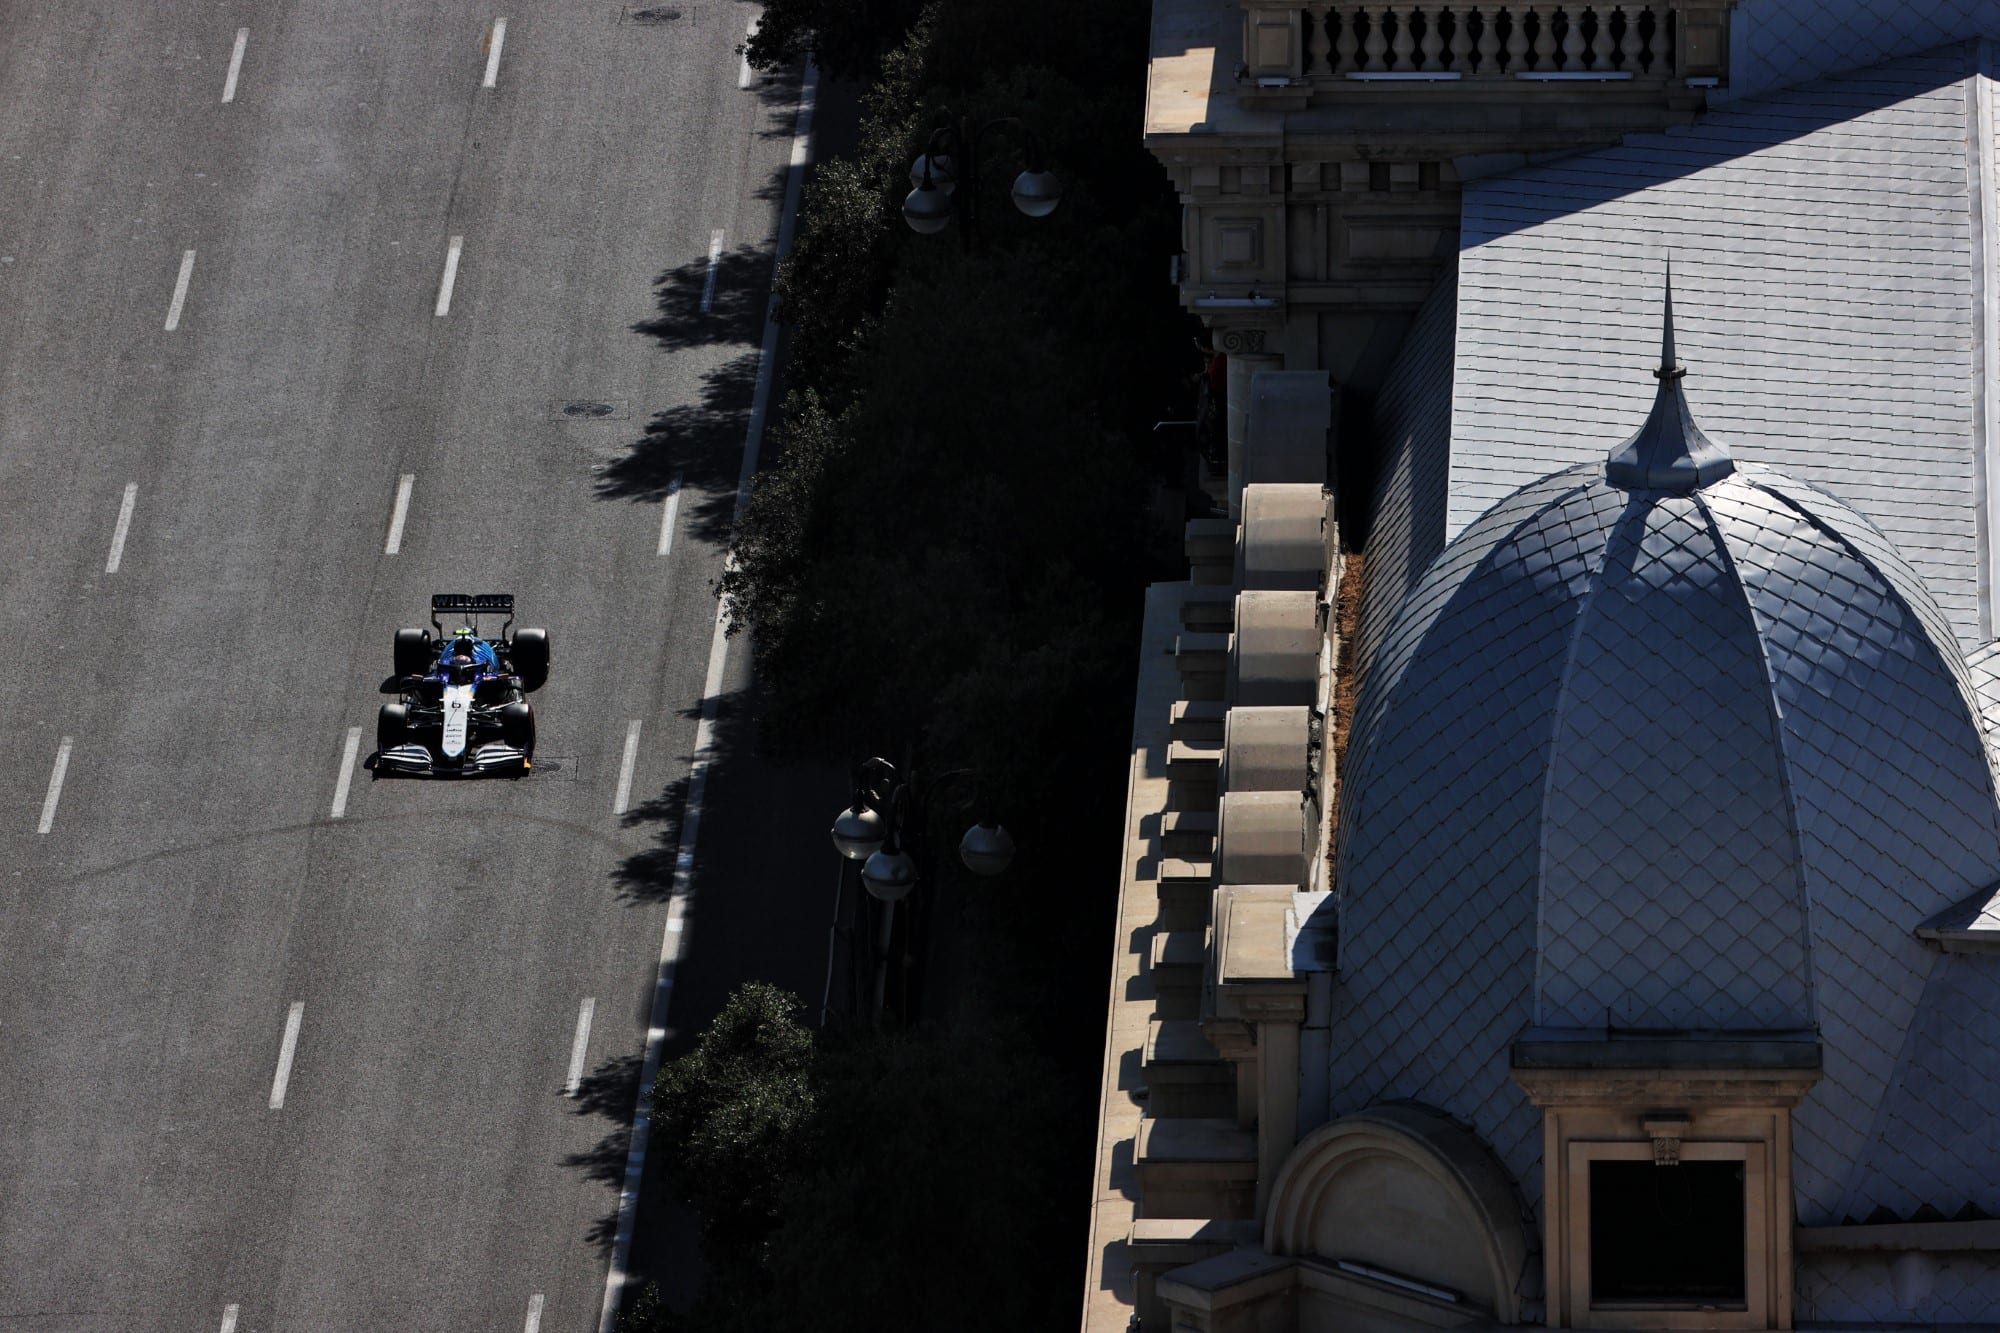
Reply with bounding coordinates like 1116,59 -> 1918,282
700,229 -> 724,314
218,1304 -> 240,1333
330,726 -> 361,819
565,998 -> 595,1097
105,483 -> 138,574
36,738 -> 72,835
164,249 -> 196,331
655,471 -> 683,556
384,473 -> 415,555
221,28 -> 248,102
738,15 -> 758,87
434,236 -> 464,317
524,1293 -> 545,1333
269,1001 -> 304,1110
482,17 -> 508,89
612,720 -> 641,816
599,58 -> 819,1333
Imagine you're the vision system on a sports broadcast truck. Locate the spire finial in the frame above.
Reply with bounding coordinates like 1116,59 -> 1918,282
1658,256 -> 1686,382
1605,263 -> 1734,492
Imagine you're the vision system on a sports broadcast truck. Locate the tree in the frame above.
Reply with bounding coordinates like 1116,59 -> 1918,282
740,0 -> 928,83
649,982 -> 816,1262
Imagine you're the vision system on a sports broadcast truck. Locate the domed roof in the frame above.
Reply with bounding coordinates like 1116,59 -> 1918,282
1325,296 -> 2000,1221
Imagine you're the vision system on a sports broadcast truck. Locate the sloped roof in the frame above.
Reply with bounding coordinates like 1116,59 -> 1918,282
1727,0 -> 2000,102
1451,43 -> 1994,647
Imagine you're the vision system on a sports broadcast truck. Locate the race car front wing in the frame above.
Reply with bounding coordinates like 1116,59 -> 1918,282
376,742 -> 530,776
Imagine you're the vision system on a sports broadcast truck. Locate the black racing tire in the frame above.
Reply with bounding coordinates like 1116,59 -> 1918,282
393,627 -> 432,678
500,701 -> 535,754
511,628 -> 550,691
377,702 -> 409,751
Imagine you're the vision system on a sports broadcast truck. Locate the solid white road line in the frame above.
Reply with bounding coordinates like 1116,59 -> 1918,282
221,28 -> 248,102
269,1001 -> 304,1110
655,471 -> 683,556
164,249 -> 196,331
738,15 -> 758,87
105,483 -> 138,574
482,18 -> 508,89
524,1293 -> 545,1333
434,236 -> 464,317
599,64 -> 821,1333
384,473 -> 415,555
36,738 -> 72,835
219,1304 -> 240,1333
565,998 -> 595,1096
612,721 -> 641,816
330,726 -> 361,819
700,229 -> 724,313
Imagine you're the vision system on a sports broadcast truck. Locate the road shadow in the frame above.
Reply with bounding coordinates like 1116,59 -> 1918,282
632,244 -> 769,352
609,688 -> 754,903
565,1050 -> 644,1253
592,352 -> 757,546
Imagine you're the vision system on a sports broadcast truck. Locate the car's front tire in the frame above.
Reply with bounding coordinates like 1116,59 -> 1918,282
500,701 -> 535,755
377,702 -> 409,751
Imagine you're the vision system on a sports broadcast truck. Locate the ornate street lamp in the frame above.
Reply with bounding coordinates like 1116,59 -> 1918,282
902,113 -> 1061,248
824,757 -> 1015,1020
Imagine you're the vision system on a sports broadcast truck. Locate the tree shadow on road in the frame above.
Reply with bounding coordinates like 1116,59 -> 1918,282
608,689 -> 754,903
591,353 -> 756,547
565,1051 -> 643,1253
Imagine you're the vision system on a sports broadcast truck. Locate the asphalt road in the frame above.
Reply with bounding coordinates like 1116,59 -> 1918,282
0,5 -> 819,1328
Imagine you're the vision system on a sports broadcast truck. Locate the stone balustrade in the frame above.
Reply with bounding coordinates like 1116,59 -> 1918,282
1234,1 -> 1732,93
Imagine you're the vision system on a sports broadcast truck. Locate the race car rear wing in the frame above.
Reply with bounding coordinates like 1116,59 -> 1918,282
431,592 -> 515,633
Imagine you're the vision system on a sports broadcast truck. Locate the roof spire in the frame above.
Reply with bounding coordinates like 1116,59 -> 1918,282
1606,261 -> 1734,492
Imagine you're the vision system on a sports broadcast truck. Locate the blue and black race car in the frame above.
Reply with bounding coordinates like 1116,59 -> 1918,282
375,593 -> 550,776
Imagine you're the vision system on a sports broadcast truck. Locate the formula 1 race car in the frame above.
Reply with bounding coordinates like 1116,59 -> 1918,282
374,593 -> 550,776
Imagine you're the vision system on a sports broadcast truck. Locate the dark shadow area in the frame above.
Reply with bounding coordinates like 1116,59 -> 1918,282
592,351 -> 759,545
565,1051 -> 645,1254
631,244 -> 771,352
608,687 -> 753,903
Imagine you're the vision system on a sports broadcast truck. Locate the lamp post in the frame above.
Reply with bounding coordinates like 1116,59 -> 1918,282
902,113 -> 1062,250
828,756 -> 1015,1021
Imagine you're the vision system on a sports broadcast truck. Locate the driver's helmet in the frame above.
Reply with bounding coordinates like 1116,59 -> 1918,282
450,629 -> 478,660
448,658 -> 480,685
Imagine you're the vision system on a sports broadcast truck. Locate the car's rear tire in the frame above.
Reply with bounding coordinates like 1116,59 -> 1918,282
511,628 -> 550,691
393,628 -> 431,677
377,702 -> 409,751
500,701 -> 535,754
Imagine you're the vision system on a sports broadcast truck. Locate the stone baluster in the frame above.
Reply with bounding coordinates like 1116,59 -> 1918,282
1335,7 -> 1361,72
1618,3 -> 1644,70
1589,6 -> 1615,70
1531,4 -> 1559,70
1450,6 -> 1477,73
1419,7 -> 1446,69
1308,8 -> 1334,74
1560,6 -> 1586,69
1504,6 -> 1530,71
1390,8 -> 1417,68
1363,8 -> 1390,71
1476,6 -> 1503,72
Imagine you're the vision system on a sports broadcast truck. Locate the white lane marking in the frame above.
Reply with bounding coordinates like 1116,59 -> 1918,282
434,236 -> 464,317
104,483 -> 138,574
655,471 -> 683,556
599,59 -> 818,1333
36,738 -> 72,835
221,28 -> 248,102
612,721 -> 641,816
738,15 -> 758,87
218,1304 -> 240,1333
524,1293 -> 545,1333
330,726 -> 361,819
384,473 -> 415,555
700,229 -> 724,314
163,249 -> 196,331
269,1001 -> 305,1110
482,17 -> 508,89
565,998 -> 595,1096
